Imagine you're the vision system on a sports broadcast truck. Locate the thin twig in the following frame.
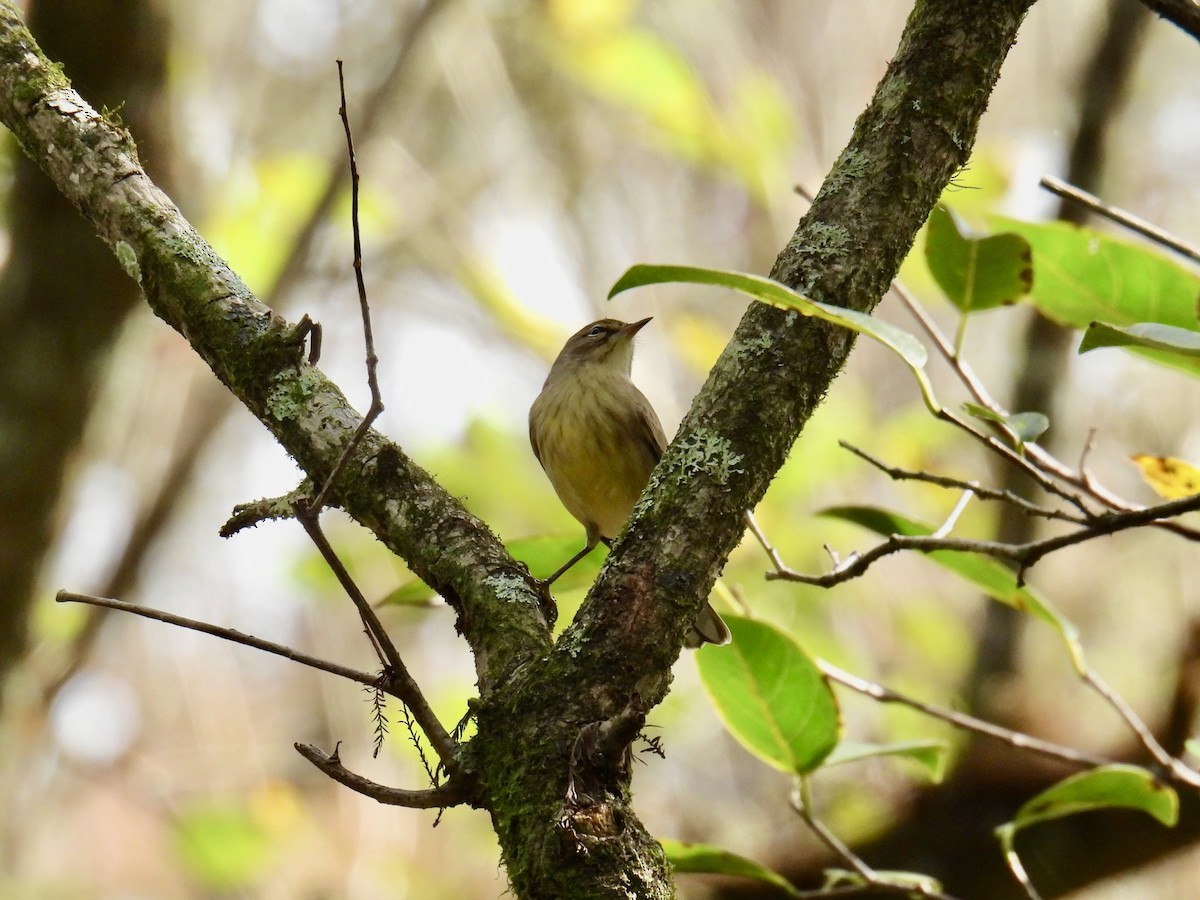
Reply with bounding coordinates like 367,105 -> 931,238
791,779 -> 963,900
291,504 -> 459,775
294,503 -> 395,668
744,509 -> 789,571
793,888 -> 962,900
310,60 -> 385,514
56,591 -> 380,686
932,490 -> 973,538
839,441 -> 1084,524
793,776 -> 876,881
1040,174 -> 1200,264
820,660 -> 1114,770
1083,667 -> 1200,788
294,742 -> 473,808
893,281 -> 1200,541
768,490 -> 1200,587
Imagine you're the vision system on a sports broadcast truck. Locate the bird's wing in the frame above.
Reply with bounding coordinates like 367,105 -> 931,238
528,413 -> 544,467
630,389 -> 669,464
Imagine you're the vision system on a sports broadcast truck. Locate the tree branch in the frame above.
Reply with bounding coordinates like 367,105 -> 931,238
56,591 -> 380,686
0,2 -> 551,698
766,491 -> 1200,587
294,742 -> 475,808
1138,0 -> 1200,41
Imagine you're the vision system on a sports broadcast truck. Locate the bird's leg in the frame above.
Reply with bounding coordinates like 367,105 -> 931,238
543,527 -> 606,588
543,539 -> 599,587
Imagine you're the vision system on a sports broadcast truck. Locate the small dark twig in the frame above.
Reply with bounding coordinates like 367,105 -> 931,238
1040,174 -> 1200,264
1083,667 -> 1200,788
790,779 -> 962,900
839,441 -> 1085,524
310,60 -> 385,515
767,490 -> 1200,587
293,501 -> 396,669
820,660 -> 1114,770
792,776 -> 874,881
593,695 -> 648,767
56,591 -> 379,686
290,503 -> 460,776
294,742 -> 474,808
1136,0 -> 1200,42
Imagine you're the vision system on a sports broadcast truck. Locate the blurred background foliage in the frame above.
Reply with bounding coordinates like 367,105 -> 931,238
1,0 -> 1199,897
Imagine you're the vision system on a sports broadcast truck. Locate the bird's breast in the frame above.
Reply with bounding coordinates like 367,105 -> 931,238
530,373 -> 660,539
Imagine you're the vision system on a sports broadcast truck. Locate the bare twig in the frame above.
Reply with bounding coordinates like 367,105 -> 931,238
310,60 -> 385,515
767,490 -> 1200,587
1040,175 -> 1200,264
290,503 -> 459,776
839,441 -> 1084,524
1136,0 -> 1200,42
294,742 -> 474,808
793,777 -> 875,882
56,591 -> 379,686
820,660 -> 1114,770
932,490 -> 974,538
791,778 -> 963,900
293,503 -> 395,668
1083,668 -> 1200,788
744,509 -> 789,572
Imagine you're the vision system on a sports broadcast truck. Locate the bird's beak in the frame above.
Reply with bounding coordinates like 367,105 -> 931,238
621,317 -> 653,339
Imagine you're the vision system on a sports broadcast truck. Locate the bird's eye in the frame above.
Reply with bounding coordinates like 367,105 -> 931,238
587,325 -> 604,337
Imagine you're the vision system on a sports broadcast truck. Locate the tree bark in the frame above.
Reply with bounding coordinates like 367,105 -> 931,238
0,0 -> 1036,895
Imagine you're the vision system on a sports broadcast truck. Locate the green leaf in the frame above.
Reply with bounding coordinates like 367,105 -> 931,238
995,765 -> 1178,897
608,265 -> 940,412
661,840 -> 802,896
962,402 -> 1049,449
991,217 -> 1200,375
1010,764 -> 1178,830
1080,321 -> 1200,361
925,205 -> 1032,313
822,739 -> 948,782
696,616 -> 840,774
822,506 -> 1086,673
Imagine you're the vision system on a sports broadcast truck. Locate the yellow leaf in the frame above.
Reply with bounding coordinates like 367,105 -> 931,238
1130,453 -> 1200,499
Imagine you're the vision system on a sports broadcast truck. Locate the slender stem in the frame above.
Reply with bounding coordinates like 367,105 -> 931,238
821,660 -> 1115,770
1040,175 -> 1200,264
932,490 -> 973,538
292,505 -> 461,775
790,778 -> 964,900
895,280 -> 1200,541
839,441 -> 1084,524
294,743 -> 473,808
1084,668 -> 1200,788
56,591 -> 380,686
311,60 -> 384,515
793,776 -> 876,881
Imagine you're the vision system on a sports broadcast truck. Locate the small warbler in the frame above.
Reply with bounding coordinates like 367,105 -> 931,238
529,317 -> 731,648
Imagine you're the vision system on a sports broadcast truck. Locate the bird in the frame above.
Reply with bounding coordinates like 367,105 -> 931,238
528,317 -> 731,648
